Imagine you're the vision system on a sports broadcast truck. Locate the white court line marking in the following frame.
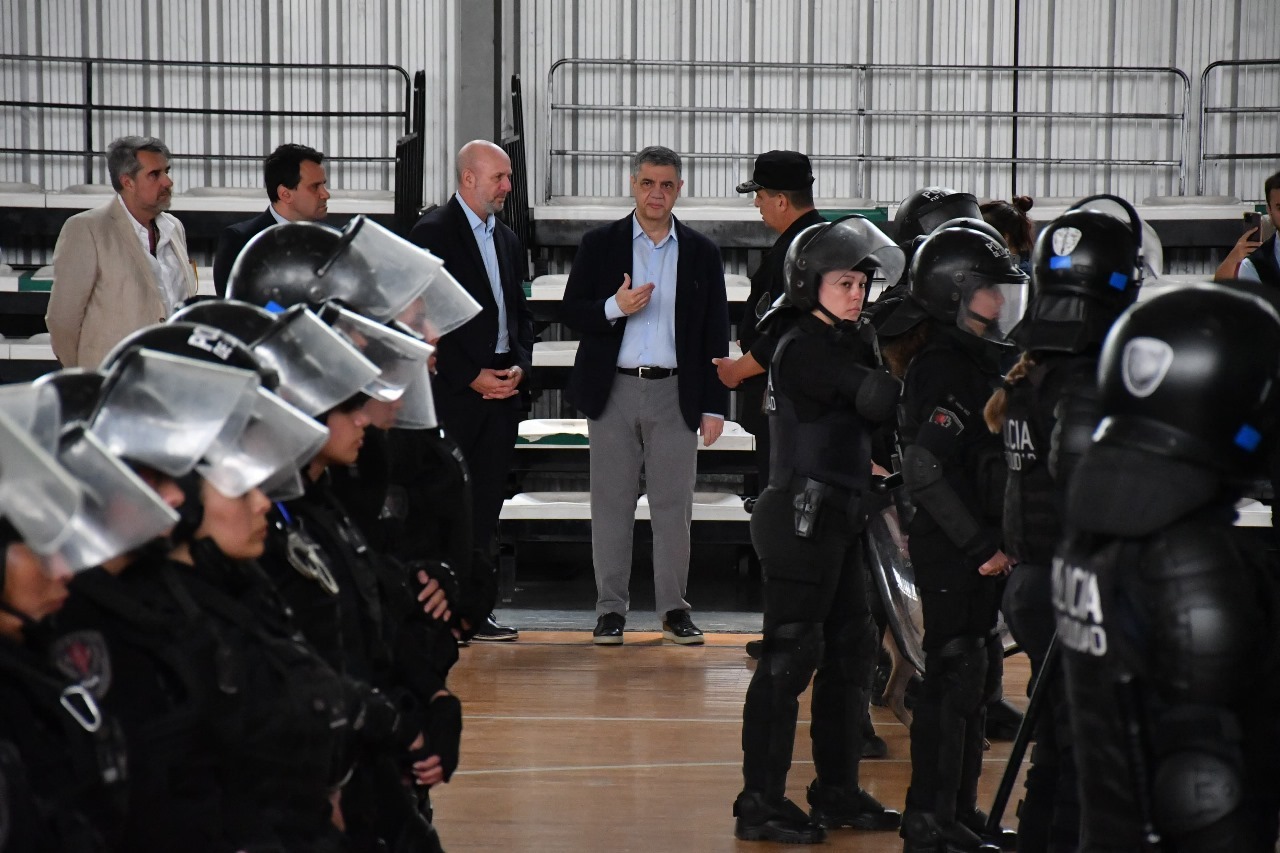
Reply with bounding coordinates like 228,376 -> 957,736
465,714 -> 745,724
454,757 -> 1011,776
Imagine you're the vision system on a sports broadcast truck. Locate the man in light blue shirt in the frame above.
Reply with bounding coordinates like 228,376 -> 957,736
561,146 -> 730,646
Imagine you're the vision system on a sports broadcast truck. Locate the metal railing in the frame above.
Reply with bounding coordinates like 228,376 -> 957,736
544,58 -> 1190,204
0,54 -> 416,193
1198,59 -> 1280,199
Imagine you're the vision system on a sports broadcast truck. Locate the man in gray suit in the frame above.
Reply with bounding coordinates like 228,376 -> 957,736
46,135 -> 197,368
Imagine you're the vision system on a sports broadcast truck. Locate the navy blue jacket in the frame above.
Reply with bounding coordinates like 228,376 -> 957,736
561,213 -> 729,431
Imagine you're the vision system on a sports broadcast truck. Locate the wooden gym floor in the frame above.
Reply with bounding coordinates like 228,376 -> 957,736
433,631 -> 1031,853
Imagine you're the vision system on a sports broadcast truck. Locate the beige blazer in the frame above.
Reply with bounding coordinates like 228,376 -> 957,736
46,198 -> 197,368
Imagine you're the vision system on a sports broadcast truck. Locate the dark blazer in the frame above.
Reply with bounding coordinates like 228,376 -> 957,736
213,209 -> 277,297
561,212 -> 729,431
408,196 -> 533,398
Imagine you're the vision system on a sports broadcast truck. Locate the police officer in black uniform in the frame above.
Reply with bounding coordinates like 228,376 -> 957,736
872,186 -> 984,310
875,225 -> 1028,852
982,196 -> 1150,853
0,413 -> 138,853
733,215 -> 905,844
1055,285 -> 1280,852
716,150 -> 827,490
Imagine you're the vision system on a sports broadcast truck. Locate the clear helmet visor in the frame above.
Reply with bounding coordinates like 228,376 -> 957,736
959,280 -> 1029,342
798,215 -> 906,291
198,387 -> 329,498
395,265 -> 483,342
0,381 -> 64,455
321,304 -> 436,402
34,369 -> 106,428
252,305 -> 381,417
55,427 -> 180,571
389,366 -> 439,430
258,465 -> 307,502
90,350 -> 261,478
327,216 -> 434,321
0,411 -> 83,554
1071,197 -> 1164,282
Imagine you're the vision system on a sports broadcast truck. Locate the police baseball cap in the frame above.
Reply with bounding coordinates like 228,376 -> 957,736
736,150 -> 814,194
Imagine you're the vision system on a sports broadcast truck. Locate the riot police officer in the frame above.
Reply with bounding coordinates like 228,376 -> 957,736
1056,286 -> 1280,852
733,215 -> 904,844
875,226 -> 1028,852
0,409 -> 139,853
982,195 -> 1152,852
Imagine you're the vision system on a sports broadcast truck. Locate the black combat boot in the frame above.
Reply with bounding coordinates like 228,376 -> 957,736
733,791 -> 826,844
900,809 -> 997,853
805,780 -> 901,830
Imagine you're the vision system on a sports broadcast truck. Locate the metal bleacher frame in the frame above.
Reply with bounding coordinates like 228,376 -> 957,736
1197,58 -> 1280,200
0,54 -> 427,247
0,55 -> 428,377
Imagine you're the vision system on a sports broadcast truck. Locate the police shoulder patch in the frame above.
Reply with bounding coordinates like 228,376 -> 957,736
50,630 -> 113,699
929,406 -> 964,436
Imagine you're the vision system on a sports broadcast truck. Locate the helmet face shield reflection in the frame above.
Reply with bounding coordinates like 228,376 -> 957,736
0,411 -> 83,554
0,381 -> 64,455
90,350 -> 261,478
55,428 -> 180,571
198,387 -> 329,498
395,267 -> 483,341
959,281 -> 1029,342
325,216 -> 435,321
320,304 -> 436,402
252,306 -> 381,417
391,367 -> 439,430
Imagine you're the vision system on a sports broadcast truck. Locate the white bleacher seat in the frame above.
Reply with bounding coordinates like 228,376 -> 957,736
45,184 -> 114,209
501,490 -> 750,522
9,334 -> 54,361
174,186 -> 394,215
516,415 -> 753,451
1236,499 -> 1272,528
1142,195 -> 1242,206
0,181 -> 44,208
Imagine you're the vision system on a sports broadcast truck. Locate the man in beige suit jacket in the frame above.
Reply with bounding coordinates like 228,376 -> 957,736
46,135 -> 197,368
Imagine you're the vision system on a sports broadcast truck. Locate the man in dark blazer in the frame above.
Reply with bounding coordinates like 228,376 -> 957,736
212,143 -> 330,296
409,139 -> 533,642
561,145 -> 729,646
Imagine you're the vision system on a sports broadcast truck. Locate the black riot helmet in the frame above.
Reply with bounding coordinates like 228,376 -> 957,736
1094,285 -> 1280,474
783,214 -> 904,315
892,186 -> 982,244
933,216 -> 1006,246
226,217 -> 433,323
94,323 -> 327,499
1015,194 -> 1149,353
876,226 -> 1029,341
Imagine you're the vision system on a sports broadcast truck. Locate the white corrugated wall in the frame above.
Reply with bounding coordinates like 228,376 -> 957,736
0,0 -> 453,198
519,0 -> 1280,205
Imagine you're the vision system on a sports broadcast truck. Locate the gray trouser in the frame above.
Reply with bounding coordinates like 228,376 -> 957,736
588,373 -> 698,618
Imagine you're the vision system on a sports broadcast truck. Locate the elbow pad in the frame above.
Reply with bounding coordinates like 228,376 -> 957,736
854,369 -> 902,424
834,365 -> 902,424
901,444 -> 985,556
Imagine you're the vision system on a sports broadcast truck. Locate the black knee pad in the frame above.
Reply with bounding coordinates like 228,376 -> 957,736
765,621 -> 824,697
932,638 -> 989,717
824,615 -> 878,685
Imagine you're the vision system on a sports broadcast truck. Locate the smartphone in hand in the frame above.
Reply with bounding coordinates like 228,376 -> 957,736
1244,211 -> 1262,235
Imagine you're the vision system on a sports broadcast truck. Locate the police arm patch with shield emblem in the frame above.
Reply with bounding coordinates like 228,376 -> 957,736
1121,337 -> 1174,398
50,630 -> 113,699
929,407 -> 964,436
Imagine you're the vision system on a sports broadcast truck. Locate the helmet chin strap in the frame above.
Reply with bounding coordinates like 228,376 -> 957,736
816,303 -> 843,326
